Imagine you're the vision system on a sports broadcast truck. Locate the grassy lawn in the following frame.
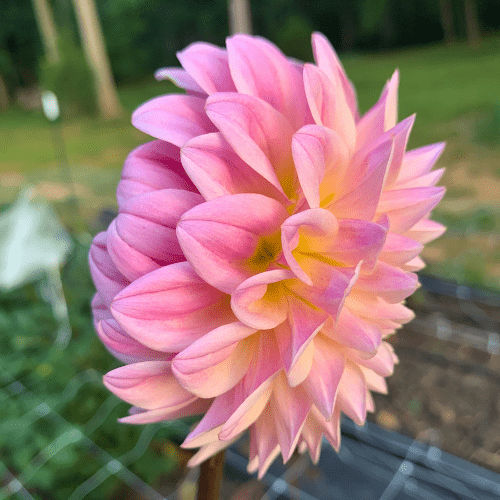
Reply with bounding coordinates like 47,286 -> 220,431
1,37 -> 500,289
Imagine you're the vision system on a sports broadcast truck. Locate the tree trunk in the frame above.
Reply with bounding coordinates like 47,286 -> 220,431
229,0 -> 252,35
31,0 -> 60,64
464,0 -> 481,47
71,0 -> 123,119
438,0 -> 455,45
0,74 -> 9,110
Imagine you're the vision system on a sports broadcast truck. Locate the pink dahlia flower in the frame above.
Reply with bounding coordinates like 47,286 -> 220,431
90,33 -> 446,477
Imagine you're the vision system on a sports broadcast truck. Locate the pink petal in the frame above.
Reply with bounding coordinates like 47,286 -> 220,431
177,193 -> 288,293
106,219 -> 161,282
289,262 -> 361,320
111,261 -> 234,352
97,319 -> 171,364
311,32 -> 358,122
116,189 -> 203,265
345,291 -> 415,328
304,335 -> 345,419
376,186 -> 446,233
379,233 -> 423,267
328,137 -> 393,220
103,361 -> 193,410
91,293 -> 111,326
322,306 -> 382,353
274,296 -> 328,379
317,216 -> 389,272
359,366 -> 388,394
383,115 -> 416,186
231,269 -> 294,329
132,95 -> 216,147
356,70 -> 399,150
172,335 -> 254,398
354,262 -> 418,303
309,405 -> 342,451
252,407 -> 280,479
154,67 -> 206,95
336,361 -> 367,425
227,34 -> 311,130
292,125 -> 349,208
344,341 -> 395,377
218,332 -> 283,441
119,398 -> 210,424
403,256 -> 426,271
180,132 -> 286,203
394,168 -> 445,190
281,208 -> 339,285
403,218 -> 446,244
205,92 -> 295,198
270,372 -> 312,462
177,42 -> 237,94
117,140 -> 196,206
397,142 -> 446,184
187,437 -> 239,468
89,232 -> 130,308
303,63 -> 356,155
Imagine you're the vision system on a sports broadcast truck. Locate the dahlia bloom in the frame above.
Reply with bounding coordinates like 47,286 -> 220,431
89,33 -> 446,477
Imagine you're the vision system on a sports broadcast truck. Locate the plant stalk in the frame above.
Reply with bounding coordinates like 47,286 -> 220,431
197,450 -> 226,500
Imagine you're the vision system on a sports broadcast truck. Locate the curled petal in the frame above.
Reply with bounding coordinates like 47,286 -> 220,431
177,194 -> 288,293
117,140 -> 196,206
177,42 -> 236,94
89,232 -> 129,308
154,67 -> 206,95
281,208 -> 339,285
103,361 -> 193,410
97,319 -> 171,364
231,269 -> 294,329
111,261 -> 234,352
379,233 -> 423,267
132,95 -> 216,146
91,293 -> 111,327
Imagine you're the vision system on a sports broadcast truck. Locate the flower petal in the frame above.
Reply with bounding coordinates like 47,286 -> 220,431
336,361 -> 367,425
181,132 -> 286,203
303,63 -> 356,155
252,409 -> 281,479
119,398 -> 210,424
132,95 -> 216,146
177,42 -> 237,94
103,361 -> 193,410
311,32 -> 358,121
304,335 -> 345,419
111,261 -> 234,352
379,233 -> 423,267
403,218 -> 446,244
270,372 -> 312,462
397,142 -> 446,184
292,125 -> 349,208
227,34 -> 311,130
376,186 -> 446,233
177,193 -> 288,293
205,92 -> 295,198
117,140 -> 196,206
154,67 -> 206,95
97,319 -> 171,364
231,269 -> 294,329
89,232 -> 130,308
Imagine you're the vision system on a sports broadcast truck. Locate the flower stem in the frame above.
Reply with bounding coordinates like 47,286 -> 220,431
197,450 -> 226,500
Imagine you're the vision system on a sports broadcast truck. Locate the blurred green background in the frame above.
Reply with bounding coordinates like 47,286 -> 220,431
2,0 -> 500,498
